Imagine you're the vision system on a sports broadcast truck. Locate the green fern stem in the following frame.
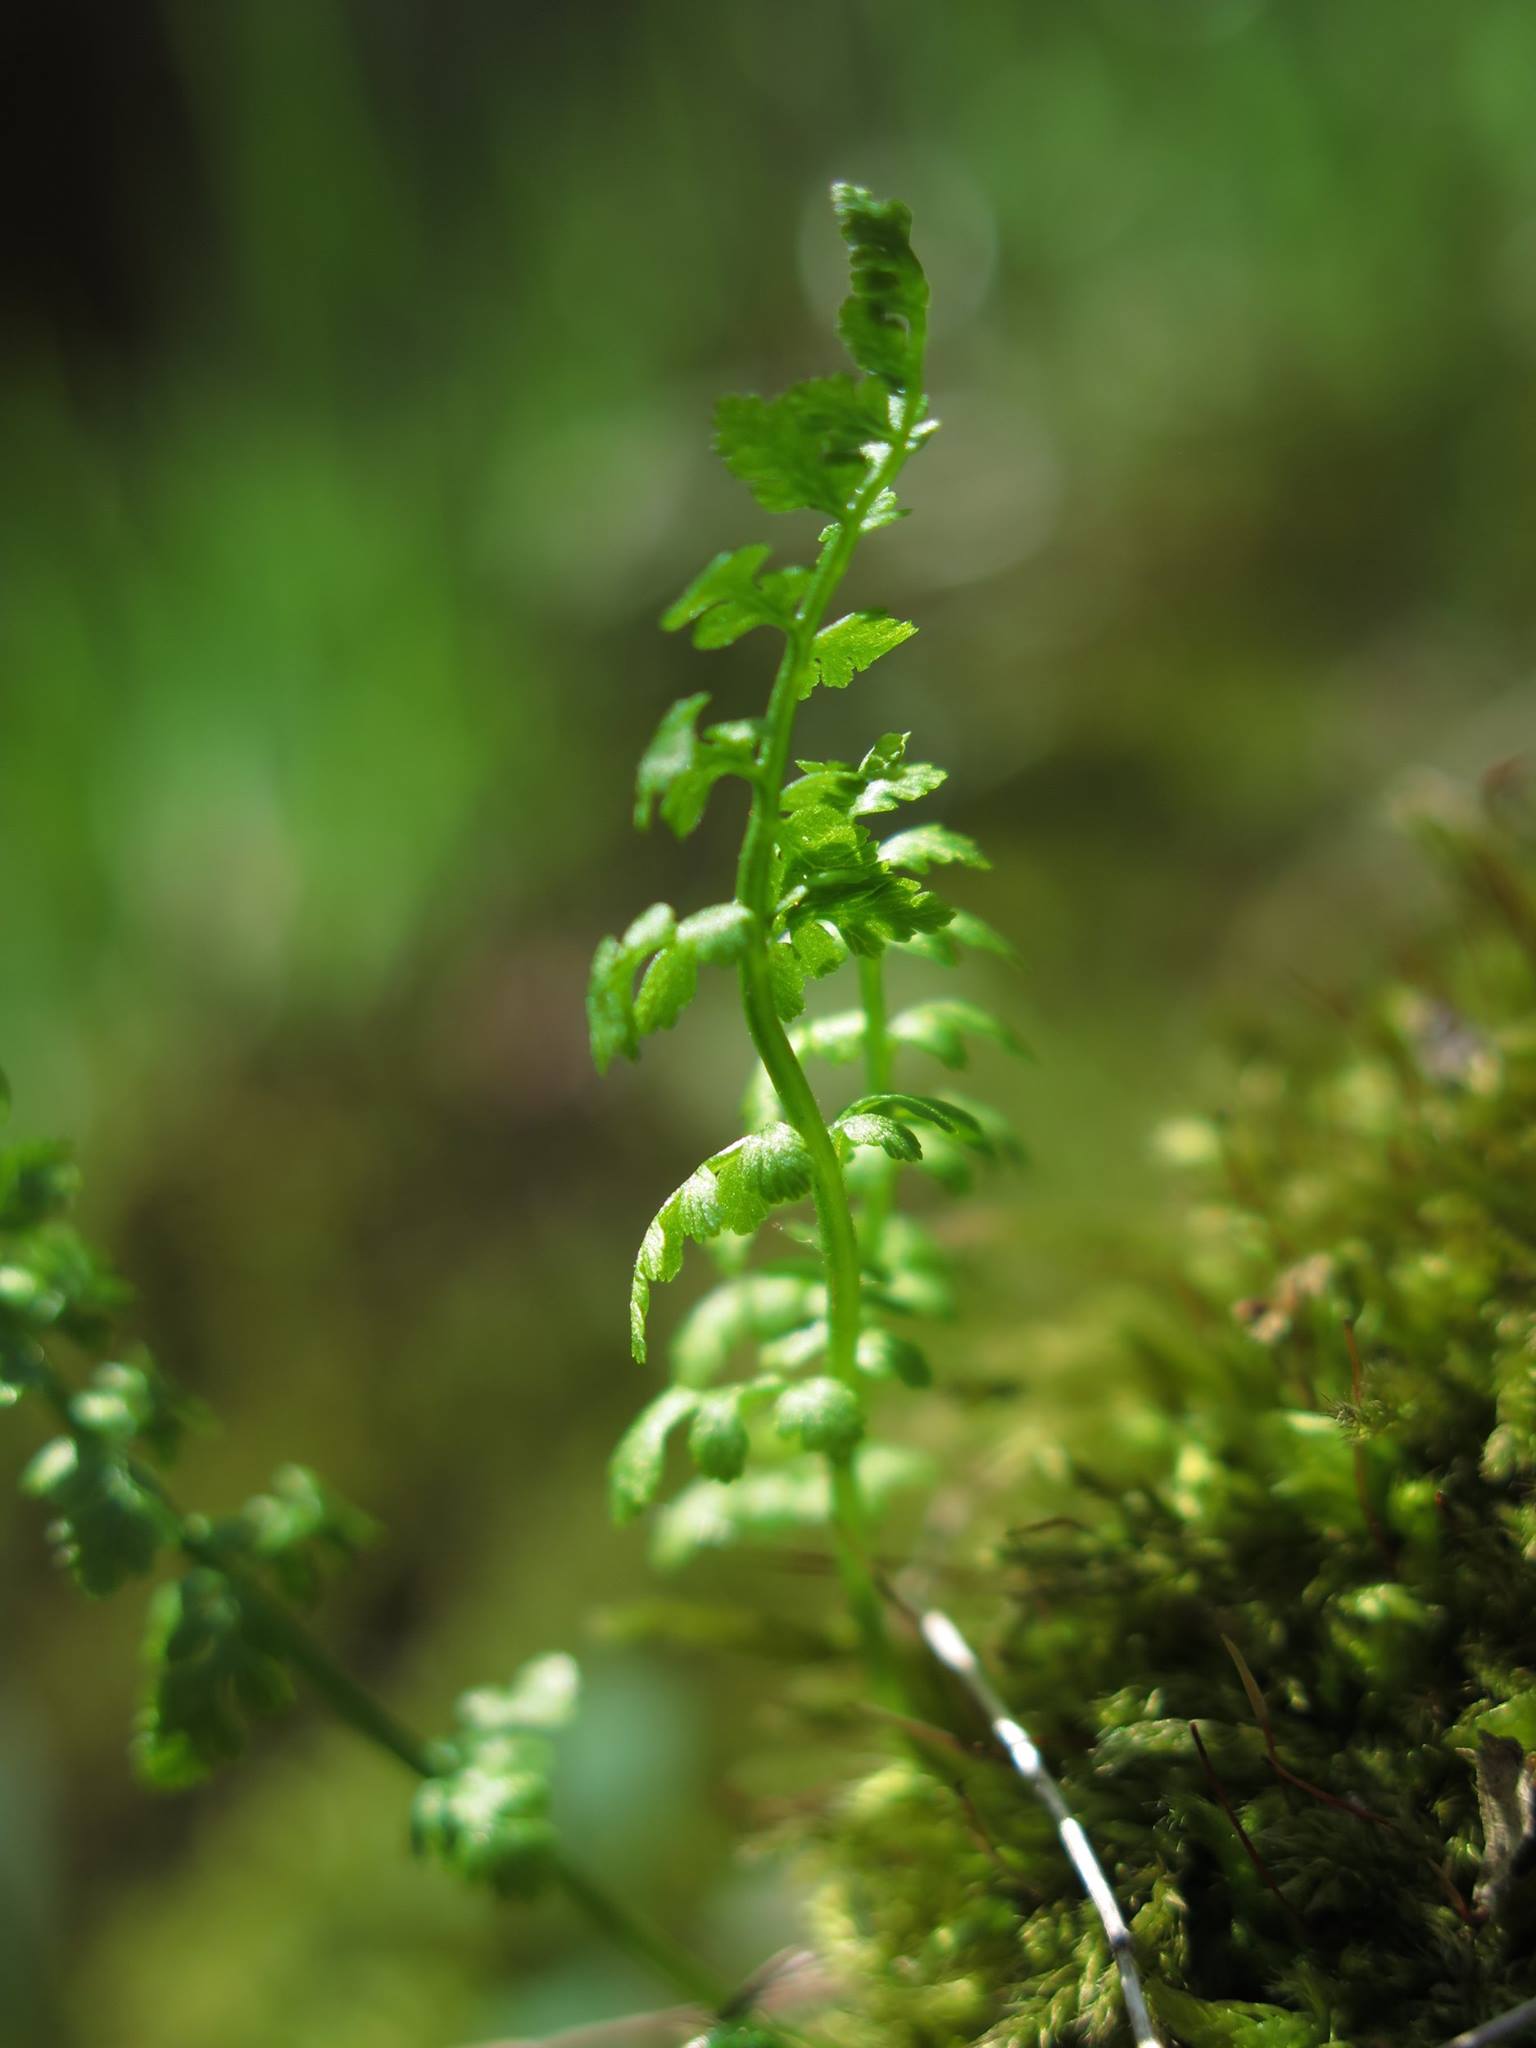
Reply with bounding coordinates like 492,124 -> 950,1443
25,1366 -> 736,2018
31,1366 -> 442,1780
856,952 -> 896,1258
555,1855 -> 732,2015
732,353 -> 927,1703
179,1534 -> 734,2008
192,1536 -> 737,2013
179,1525 -> 438,1775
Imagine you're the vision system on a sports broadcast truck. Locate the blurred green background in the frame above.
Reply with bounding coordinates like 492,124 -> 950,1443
1,1 -> 1532,2042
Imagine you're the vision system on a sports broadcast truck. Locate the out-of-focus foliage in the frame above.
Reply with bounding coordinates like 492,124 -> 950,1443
411,1656 -> 578,1899
2,1 -> 1533,2044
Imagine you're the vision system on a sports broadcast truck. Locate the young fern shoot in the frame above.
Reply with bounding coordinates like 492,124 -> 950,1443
590,187 -> 1023,1692
4,184 -> 1025,2048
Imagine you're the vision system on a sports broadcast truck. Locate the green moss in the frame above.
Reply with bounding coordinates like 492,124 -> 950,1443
808,780 -> 1536,2046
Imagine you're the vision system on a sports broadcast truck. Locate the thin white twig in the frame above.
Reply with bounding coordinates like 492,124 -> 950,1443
918,1608 -> 1163,2048
1437,1999 -> 1536,2048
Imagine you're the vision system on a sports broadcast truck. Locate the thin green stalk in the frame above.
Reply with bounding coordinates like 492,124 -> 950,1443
178,1526 -> 439,1777
554,1855 -> 731,2013
107,1445 -> 440,1776
31,1367 -> 740,2018
180,1538 -> 744,2015
32,1369 -> 423,1766
732,339 -> 928,1702
187,1525 -> 770,2021
738,933 -> 897,1700
856,952 -> 896,1259
554,1864 -> 831,2048
184,1529 -> 762,2020
207,1569 -> 797,2031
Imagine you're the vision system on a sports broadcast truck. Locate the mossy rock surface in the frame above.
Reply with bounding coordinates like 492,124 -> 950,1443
806,782 -> 1536,2047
